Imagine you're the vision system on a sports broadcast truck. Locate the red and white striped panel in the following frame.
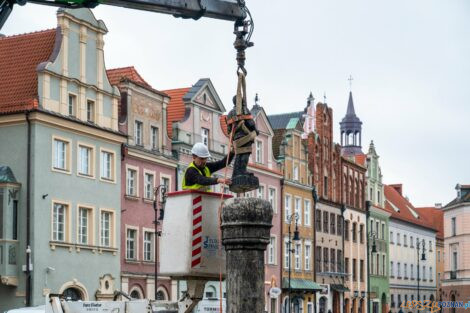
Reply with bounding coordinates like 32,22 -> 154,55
191,195 -> 203,268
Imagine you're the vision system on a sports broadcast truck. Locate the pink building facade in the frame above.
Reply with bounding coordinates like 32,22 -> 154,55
107,67 -> 177,300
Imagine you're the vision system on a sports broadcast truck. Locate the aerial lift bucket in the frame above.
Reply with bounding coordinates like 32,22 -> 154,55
160,190 -> 232,279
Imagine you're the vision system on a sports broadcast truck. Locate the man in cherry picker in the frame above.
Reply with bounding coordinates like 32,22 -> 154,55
182,142 -> 233,191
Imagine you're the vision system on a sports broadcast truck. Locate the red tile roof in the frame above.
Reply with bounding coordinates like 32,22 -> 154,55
162,87 -> 191,139
0,29 -> 57,114
384,184 -> 436,232
415,206 -> 444,240
106,66 -> 151,88
355,153 -> 367,166
220,115 -> 229,137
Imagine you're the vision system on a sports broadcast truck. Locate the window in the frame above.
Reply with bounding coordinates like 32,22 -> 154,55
381,223 -> 385,239
78,207 -> 91,245
397,262 -> 401,278
337,250 -> 343,272
304,200 -> 311,226
205,286 -> 216,299
78,145 -> 93,176
404,235 -> 407,247
345,257 -> 350,276
323,211 -> 329,233
382,255 -> 386,276
330,249 -> 336,273
452,217 -> 456,236
295,198 -> 301,223
135,121 -> 143,146
160,176 -> 171,195
316,209 -> 322,231
390,231 -> 394,244
411,264 -> 414,279
377,191 -> 381,204
100,150 -> 114,181
323,176 -> 328,197
429,240 -> 433,252
438,251 -> 441,262
344,220 -> 350,241
293,164 -> 299,181
410,236 -> 414,247
360,259 -> 364,281
126,228 -> 137,260
127,168 -> 137,196
201,128 -> 209,146
268,188 -> 276,213
323,248 -> 329,272
53,203 -> 67,241
316,246 -> 322,273
151,126 -> 159,150
144,173 -> 154,199
295,243 -> 301,270
255,140 -> 262,163
452,251 -> 458,271
87,100 -> 95,122
285,195 -> 291,223
144,231 -> 154,261
68,94 -> 76,116
53,138 -> 69,171
305,243 -> 311,270
396,233 -> 401,245
284,240 -> 290,269
268,236 -> 276,265
257,185 -> 265,199
352,223 -> 357,242
337,215 -> 343,236
100,211 -> 112,247
422,265 -> 426,280
390,261 -> 394,277
359,224 -> 364,244
352,258 -> 357,281
404,263 -> 408,278
430,266 -> 433,281
376,221 -> 379,238
330,213 -> 336,234
391,294 -> 395,308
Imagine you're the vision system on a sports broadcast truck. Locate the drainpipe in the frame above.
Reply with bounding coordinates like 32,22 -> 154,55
26,111 -> 32,306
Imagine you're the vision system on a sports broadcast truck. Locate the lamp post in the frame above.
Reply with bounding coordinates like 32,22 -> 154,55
416,239 -> 426,301
287,212 -> 300,313
153,184 -> 167,300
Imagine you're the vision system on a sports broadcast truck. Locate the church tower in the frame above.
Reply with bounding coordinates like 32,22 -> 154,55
340,91 -> 363,156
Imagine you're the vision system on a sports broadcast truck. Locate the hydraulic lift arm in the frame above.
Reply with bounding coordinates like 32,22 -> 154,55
0,0 -> 246,30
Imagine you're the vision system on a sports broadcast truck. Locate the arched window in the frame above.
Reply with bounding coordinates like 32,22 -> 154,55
319,296 -> 327,313
205,285 -> 217,299
129,285 -> 144,299
63,288 -> 83,301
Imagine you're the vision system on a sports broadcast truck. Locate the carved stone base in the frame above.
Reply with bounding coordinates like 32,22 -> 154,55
229,174 -> 259,194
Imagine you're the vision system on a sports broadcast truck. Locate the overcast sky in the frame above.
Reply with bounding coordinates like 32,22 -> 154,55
3,0 -> 469,207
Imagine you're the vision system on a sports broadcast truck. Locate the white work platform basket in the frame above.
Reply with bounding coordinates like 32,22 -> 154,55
160,190 -> 232,279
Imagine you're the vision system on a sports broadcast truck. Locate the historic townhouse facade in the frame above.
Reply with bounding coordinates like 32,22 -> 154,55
441,184 -> 470,313
340,92 -> 367,313
308,100 -> 345,313
107,66 -> 177,300
365,142 -> 390,313
269,98 -> 318,313
0,9 -> 125,310
385,184 -> 437,313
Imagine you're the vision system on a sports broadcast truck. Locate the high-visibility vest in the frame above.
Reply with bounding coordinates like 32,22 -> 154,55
182,162 -> 211,191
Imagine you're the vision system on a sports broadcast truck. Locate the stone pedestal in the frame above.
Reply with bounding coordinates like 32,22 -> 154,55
221,198 -> 273,313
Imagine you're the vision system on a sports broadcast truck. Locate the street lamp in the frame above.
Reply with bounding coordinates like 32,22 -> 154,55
153,184 -> 167,300
416,239 -> 426,301
287,212 -> 300,313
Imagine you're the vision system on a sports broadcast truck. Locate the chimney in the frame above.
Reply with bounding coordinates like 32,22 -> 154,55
435,203 -> 442,209
390,184 -> 403,196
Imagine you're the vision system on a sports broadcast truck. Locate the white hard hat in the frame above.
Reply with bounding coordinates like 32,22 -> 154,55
191,142 -> 211,158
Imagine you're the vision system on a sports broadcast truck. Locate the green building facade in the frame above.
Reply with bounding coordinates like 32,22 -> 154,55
366,141 -> 390,313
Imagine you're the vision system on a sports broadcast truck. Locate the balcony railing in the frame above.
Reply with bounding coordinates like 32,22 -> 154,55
0,239 -> 19,286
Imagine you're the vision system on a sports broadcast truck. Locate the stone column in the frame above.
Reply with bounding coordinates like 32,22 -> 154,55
221,198 -> 273,313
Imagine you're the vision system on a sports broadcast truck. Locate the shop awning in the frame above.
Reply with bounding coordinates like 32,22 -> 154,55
330,284 -> 350,292
282,278 -> 323,291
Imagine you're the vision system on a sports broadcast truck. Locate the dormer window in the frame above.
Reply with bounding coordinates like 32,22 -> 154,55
201,128 -> 209,147
68,94 -> 77,117
87,100 -> 95,123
